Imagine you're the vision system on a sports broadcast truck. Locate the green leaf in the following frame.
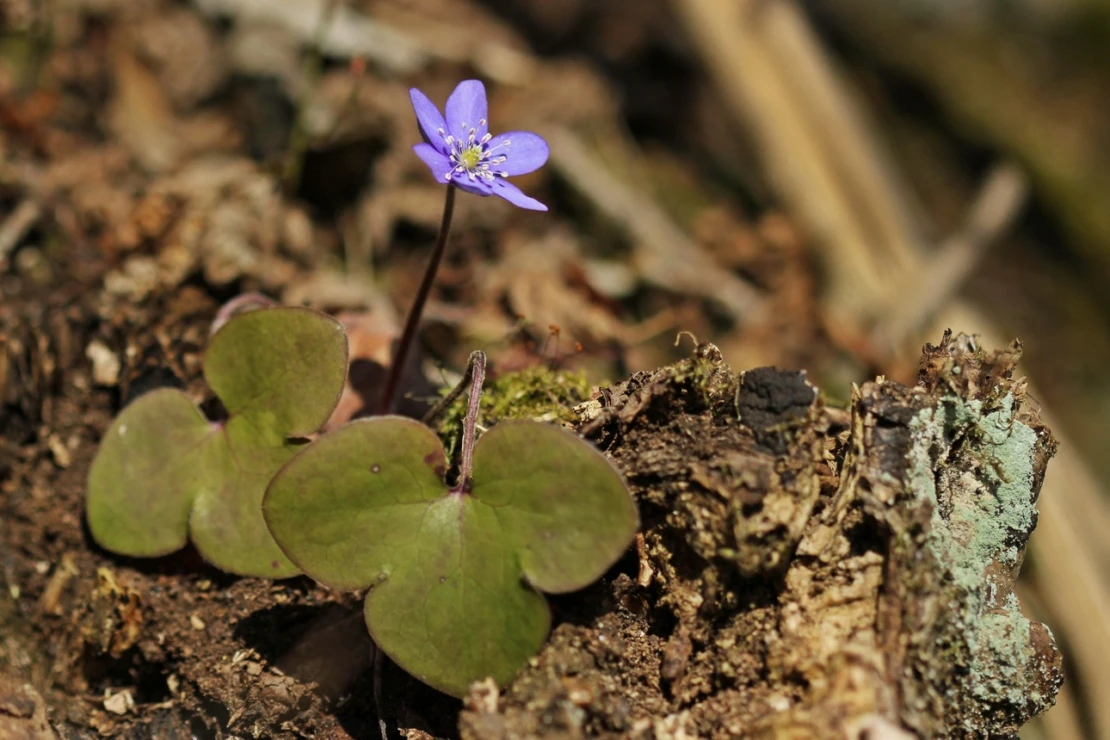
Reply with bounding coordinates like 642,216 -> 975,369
204,308 -> 347,437
263,417 -> 638,697
85,388 -> 214,557
86,307 -> 348,577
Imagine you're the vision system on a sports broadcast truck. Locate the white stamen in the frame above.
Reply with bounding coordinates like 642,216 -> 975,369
437,116 -> 515,185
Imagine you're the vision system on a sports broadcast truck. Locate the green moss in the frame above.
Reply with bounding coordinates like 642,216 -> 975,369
435,365 -> 594,460
671,350 -> 737,412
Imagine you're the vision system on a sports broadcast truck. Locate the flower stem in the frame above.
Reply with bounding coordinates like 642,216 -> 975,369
378,185 -> 456,414
454,350 -> 486,491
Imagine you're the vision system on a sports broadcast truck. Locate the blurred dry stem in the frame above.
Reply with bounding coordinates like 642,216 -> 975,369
818,0 -> 1110,296
0,199 -> 40,264
674,0 -> 923,323
548,127 -> 765,324
876,163 -> 1028,347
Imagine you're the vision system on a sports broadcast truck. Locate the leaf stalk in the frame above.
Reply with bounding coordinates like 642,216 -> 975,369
453,350 -> 486,492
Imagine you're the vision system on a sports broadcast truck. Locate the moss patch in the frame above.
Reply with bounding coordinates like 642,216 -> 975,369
435,365 -> 595,460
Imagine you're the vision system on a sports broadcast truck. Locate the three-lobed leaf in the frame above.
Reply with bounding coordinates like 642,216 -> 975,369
262,417 -> 638,697
86,307 -> 348,577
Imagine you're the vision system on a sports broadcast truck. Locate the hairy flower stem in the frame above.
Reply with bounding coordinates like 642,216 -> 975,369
378,185 -> 456,414
453,350 -> 486,492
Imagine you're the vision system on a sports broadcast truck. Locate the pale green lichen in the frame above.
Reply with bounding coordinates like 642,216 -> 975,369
937,394 -> 1036,580
907,392 -> 1042,721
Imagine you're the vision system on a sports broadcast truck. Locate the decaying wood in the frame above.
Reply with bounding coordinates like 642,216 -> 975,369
461,334 -> 1061,738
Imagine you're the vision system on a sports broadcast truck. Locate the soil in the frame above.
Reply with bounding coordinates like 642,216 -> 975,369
1,281 -> 1062,737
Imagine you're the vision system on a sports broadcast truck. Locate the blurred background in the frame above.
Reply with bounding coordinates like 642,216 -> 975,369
1,0 -> 1108,737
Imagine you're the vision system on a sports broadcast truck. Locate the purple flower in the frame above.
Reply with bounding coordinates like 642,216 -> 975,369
409,80 -> 550,211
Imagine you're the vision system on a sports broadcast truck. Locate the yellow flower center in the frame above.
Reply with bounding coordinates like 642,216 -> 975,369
458,146 -> 482,170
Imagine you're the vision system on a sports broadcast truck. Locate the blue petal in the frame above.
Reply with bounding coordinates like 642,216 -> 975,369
449,175 -> 494,198
485,132 -> 549,176
445,80 -> 489,142
409,88 -> 448,147
489,178 -> 547,211
413,143 -> 452,182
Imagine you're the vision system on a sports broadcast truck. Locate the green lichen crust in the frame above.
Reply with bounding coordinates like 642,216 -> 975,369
884,334 -> 1061,734
906,388 -> 1058,730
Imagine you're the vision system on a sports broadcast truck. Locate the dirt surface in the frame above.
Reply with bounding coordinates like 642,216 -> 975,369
1,281 -> 1061,738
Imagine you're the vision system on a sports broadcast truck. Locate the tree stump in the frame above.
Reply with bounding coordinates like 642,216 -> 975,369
461,333 -> 1061,738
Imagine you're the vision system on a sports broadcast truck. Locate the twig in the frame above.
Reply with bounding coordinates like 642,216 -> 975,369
282,0 -> 341,191
875,162 -> 1028,348
0,200 -> 42,263
422,348 -> 480,426
453,350 -> 486,491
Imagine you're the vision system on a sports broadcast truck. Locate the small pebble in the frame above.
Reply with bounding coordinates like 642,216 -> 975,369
85,339 -> 121,386
103,689 -> 133,715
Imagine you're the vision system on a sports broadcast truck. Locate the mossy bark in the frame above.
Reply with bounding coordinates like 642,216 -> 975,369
461,334 -> 1061,738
